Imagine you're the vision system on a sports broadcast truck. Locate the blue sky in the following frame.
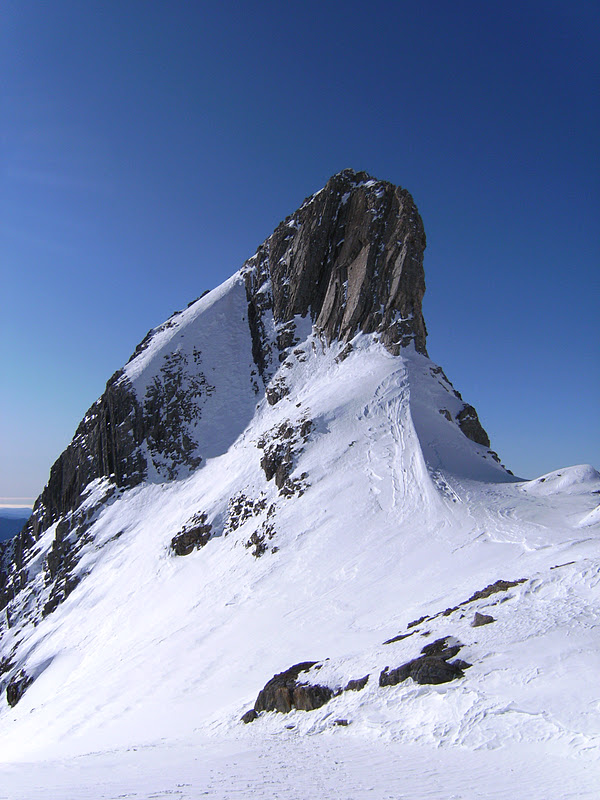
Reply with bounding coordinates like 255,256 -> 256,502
1,0 -> 598,502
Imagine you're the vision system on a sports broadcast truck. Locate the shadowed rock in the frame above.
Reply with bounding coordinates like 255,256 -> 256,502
6,671 -> 32,707
248,661 -> 333,718
456,404 -> 490,447
344,675 -> 369,692
380,636 -> 470,687
380,656 -> 466,687
171,513 -> 212,556
467,579 -> 526,603
472,612 -> 495,627
293,683 -> 333,711
420,637 -> 462,660
244,169 -> 428,360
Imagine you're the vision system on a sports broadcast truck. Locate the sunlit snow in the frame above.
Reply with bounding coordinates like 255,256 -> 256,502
0,270 -> 598,799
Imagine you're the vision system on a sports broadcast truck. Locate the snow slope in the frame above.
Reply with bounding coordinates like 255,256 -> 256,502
0,273 -> 598,799
1,164 -> 599,796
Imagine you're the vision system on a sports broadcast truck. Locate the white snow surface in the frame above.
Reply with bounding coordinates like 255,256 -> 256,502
1,275 -> 599,797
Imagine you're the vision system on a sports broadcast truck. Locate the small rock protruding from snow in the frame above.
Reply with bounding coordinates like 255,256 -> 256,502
472,612 -> 495,627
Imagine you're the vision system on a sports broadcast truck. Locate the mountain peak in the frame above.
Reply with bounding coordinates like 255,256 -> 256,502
2,174 -> 597,778
244,171 -> 427,360
1,171 -> 497,676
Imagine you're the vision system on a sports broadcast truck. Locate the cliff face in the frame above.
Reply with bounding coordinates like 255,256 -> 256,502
0,371 -> 146,615
244,169 -> 428,371
0,169 -> 491,626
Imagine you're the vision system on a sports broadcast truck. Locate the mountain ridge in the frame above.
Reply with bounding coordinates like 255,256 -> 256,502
0,169 -> 491,620
0,172 -> 598,773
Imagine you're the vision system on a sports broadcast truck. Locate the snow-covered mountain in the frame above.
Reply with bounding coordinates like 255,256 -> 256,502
0,170 -> 598,797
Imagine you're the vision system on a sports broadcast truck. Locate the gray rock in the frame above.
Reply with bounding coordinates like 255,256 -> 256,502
253,661 -> 333,715
420,637 -> 462,660
292,683 -> 333,711
456,404 -> 490,447
380,635 -> 470,687
344,675 -> 369,692
472,612 -> 495,627
244,170 -> 428,363
171,513 -> 212,556
379,656 -> 467,687
467,579 -> 526,603
6,671 -> 32,707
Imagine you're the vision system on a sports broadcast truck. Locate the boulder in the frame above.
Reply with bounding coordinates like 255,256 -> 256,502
252,661 -> 333,715
344,675 -> 369,692
472,612 -> 495,627
170,513 -> 212,556
379,636 -> 470,687
420,637 -> 462,660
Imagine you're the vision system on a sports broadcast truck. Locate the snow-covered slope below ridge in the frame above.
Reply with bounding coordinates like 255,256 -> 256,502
0,171 -> 598,788
1,319 -> 598,764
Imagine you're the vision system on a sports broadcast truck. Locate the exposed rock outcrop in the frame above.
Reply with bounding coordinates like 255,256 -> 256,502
257,418 -> 312,495
170,513 -> 213,556
456,404 -> 490,447
472,612 -> 495,627
344,675 -> 369,692
244,169 -> 428,363
246,661 -> 333,719
6,670 -> 32,707
467,579 -> 526,603
379,637 -> 470,687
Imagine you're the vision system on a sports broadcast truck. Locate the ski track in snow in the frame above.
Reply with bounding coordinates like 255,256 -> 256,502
0,737 -> 598,800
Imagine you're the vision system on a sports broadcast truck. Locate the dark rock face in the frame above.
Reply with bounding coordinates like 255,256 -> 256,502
472,612 -> 495,627
456,404 -> 490,447
171,513 -> 212,556
379,637 -> 470,687
244,666 -> 371,723
244,169 -> 428,360
380,657 -> 466,687
344,675 -> 369,692
292,683 -> 334,711
142,349 -> 214,479
244,521 -> 277,558
467,579 -> 526,603
0,353 -> 217,618
420,637 -> 462,660
251,661 -> 333,716
257,418 -> 312,496
6,671 -> 32,707
0,369 -> 147,615
39,371 -> 147,525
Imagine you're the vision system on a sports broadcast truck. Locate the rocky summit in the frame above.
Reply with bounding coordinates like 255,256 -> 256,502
0,171 -> 598,795
0,169 -> 488,623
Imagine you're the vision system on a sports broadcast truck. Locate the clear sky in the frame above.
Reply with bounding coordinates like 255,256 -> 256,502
1,0 -> 598,503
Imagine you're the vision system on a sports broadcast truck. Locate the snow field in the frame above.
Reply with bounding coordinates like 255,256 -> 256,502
0,277 -> 598,797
